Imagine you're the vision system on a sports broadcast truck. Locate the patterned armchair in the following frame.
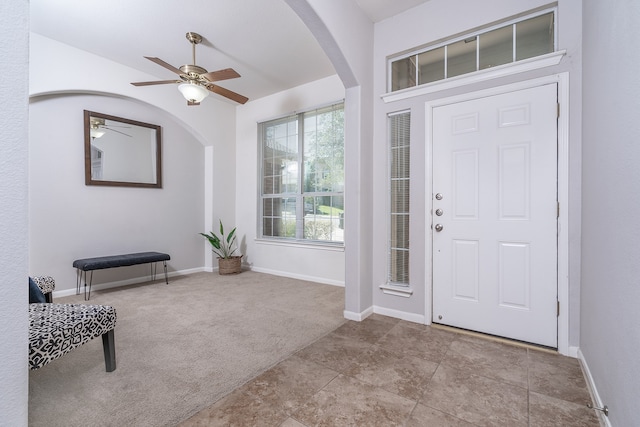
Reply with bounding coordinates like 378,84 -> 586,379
28,276 -> 117,372
31,276 -> 55,303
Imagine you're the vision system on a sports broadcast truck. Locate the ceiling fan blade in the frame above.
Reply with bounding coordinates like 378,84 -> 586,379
207,85 -> 249,104
201,68 -> 241,82
131,80 -> 179,86
144,56 -> 184,75
105,128 -> 132,137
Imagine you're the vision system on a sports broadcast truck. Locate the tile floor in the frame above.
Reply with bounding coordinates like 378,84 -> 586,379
180,315 -> 601,426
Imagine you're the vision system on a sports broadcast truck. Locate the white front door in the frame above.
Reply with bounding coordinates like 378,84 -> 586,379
432,83 -> 558,348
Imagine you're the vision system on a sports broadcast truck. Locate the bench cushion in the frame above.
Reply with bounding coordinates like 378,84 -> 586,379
29,303 -> 117,370
72,251 -> 170,271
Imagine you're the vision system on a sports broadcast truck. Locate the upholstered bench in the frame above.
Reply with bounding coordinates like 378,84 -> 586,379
73,251 -> 170,300
28,276 -> 117,372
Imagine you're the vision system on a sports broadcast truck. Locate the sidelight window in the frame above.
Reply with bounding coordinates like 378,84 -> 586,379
389,111 -> 410,285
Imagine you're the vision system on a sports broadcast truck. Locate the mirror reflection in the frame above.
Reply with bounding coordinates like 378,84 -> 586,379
84,110 -> 162,188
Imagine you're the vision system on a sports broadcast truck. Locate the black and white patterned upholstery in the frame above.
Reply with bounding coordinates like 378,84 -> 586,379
32,276 -> 55,303
32,276 -> 56,295
29,303 -> 117,371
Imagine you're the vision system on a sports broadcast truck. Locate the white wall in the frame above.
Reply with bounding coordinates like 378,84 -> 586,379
28,33 -> 241,292
288,0 -> 376,317
235,75 -> 346,285
370,0 -> 584,343
0,0 -> 29,424
28,94 -> 206,292
581,1 -> 640,425
30,33 -> 238,256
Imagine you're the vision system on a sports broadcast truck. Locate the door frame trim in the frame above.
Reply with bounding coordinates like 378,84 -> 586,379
424,73 -> 570,355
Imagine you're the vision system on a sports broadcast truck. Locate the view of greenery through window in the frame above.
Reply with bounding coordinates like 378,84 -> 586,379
260,103 -> 344,243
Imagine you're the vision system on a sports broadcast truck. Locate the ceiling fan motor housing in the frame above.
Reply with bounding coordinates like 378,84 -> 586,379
180,64 -> 208,79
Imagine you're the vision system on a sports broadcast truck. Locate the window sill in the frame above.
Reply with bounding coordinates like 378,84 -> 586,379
379,284 -> 413,298
382,50 -> 566,103
255,238 -> 345,252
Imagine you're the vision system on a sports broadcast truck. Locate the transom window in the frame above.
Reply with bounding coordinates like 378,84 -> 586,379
259,103 -> 344,244
390,9 -> 556,92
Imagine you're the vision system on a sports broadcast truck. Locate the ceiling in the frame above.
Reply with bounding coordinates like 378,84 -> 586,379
30,0 -> 430,104
354,0 -> 432,23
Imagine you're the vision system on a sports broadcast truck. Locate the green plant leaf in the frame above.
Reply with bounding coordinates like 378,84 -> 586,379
227,227 -> 236,244
201,221 -> 239,259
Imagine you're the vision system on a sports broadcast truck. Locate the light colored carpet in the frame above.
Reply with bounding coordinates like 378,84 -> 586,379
28,271 -> 346,427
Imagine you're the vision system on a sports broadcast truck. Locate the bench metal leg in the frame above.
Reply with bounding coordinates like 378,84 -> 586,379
150,261 -> 169,284
102,329 -> 116,372
164,260 -> 168,284
76,268 -> 82,295
85,271 -> 93,301
76,269 -> 93,301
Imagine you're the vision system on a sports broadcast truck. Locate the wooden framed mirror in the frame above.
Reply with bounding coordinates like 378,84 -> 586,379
84,110 -> 162,188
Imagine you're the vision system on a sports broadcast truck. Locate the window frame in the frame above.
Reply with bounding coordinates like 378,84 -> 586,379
388,110 -> 411,287
387,7 -> 557,93
258,102 -> 345,246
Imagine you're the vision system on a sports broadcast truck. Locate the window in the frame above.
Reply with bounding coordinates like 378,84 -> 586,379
389,111 -> 410,284
390,10 -> 556,91
259,103 -> 344,244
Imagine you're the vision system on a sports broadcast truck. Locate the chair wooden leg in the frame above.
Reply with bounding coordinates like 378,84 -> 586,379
102,329 -> 116,372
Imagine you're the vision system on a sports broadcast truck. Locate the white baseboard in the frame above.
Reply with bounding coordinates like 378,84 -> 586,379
54,266 -> 343,299
52,267 -> 205,298
344,306 -> 374,321
374,306 -> 425,324
343,305 -> 425,324
247,266 -> 345,287
577,348 -> 612,427
568,345 -> 579,358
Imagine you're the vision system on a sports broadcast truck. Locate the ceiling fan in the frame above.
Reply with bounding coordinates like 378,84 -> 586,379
89,117 -> 131,139
131,32 -> 248,105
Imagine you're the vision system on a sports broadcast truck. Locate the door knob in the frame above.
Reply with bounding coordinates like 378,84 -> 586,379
435,224 -> 443,232
435,193 -> 443,200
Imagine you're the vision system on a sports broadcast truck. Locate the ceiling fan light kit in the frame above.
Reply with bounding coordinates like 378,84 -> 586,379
131,32 -> 248,105
178,82 -> 209,103
90,128 -> 106,139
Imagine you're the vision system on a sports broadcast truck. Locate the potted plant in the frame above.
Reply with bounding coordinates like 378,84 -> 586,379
200,221 -> 242,275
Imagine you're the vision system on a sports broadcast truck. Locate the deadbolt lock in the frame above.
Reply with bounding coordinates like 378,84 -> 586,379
435,193 -> 443,200
435,209 -> 443,216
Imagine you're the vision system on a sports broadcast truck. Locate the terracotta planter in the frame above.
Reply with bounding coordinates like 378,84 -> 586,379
218,255 -> 242,275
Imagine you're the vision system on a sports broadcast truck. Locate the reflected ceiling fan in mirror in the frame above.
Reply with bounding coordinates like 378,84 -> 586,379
131,32 -> 248,105
89,116 -> 131,139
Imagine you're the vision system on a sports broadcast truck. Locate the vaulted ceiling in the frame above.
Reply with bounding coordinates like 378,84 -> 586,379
30,0 -> 430,103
